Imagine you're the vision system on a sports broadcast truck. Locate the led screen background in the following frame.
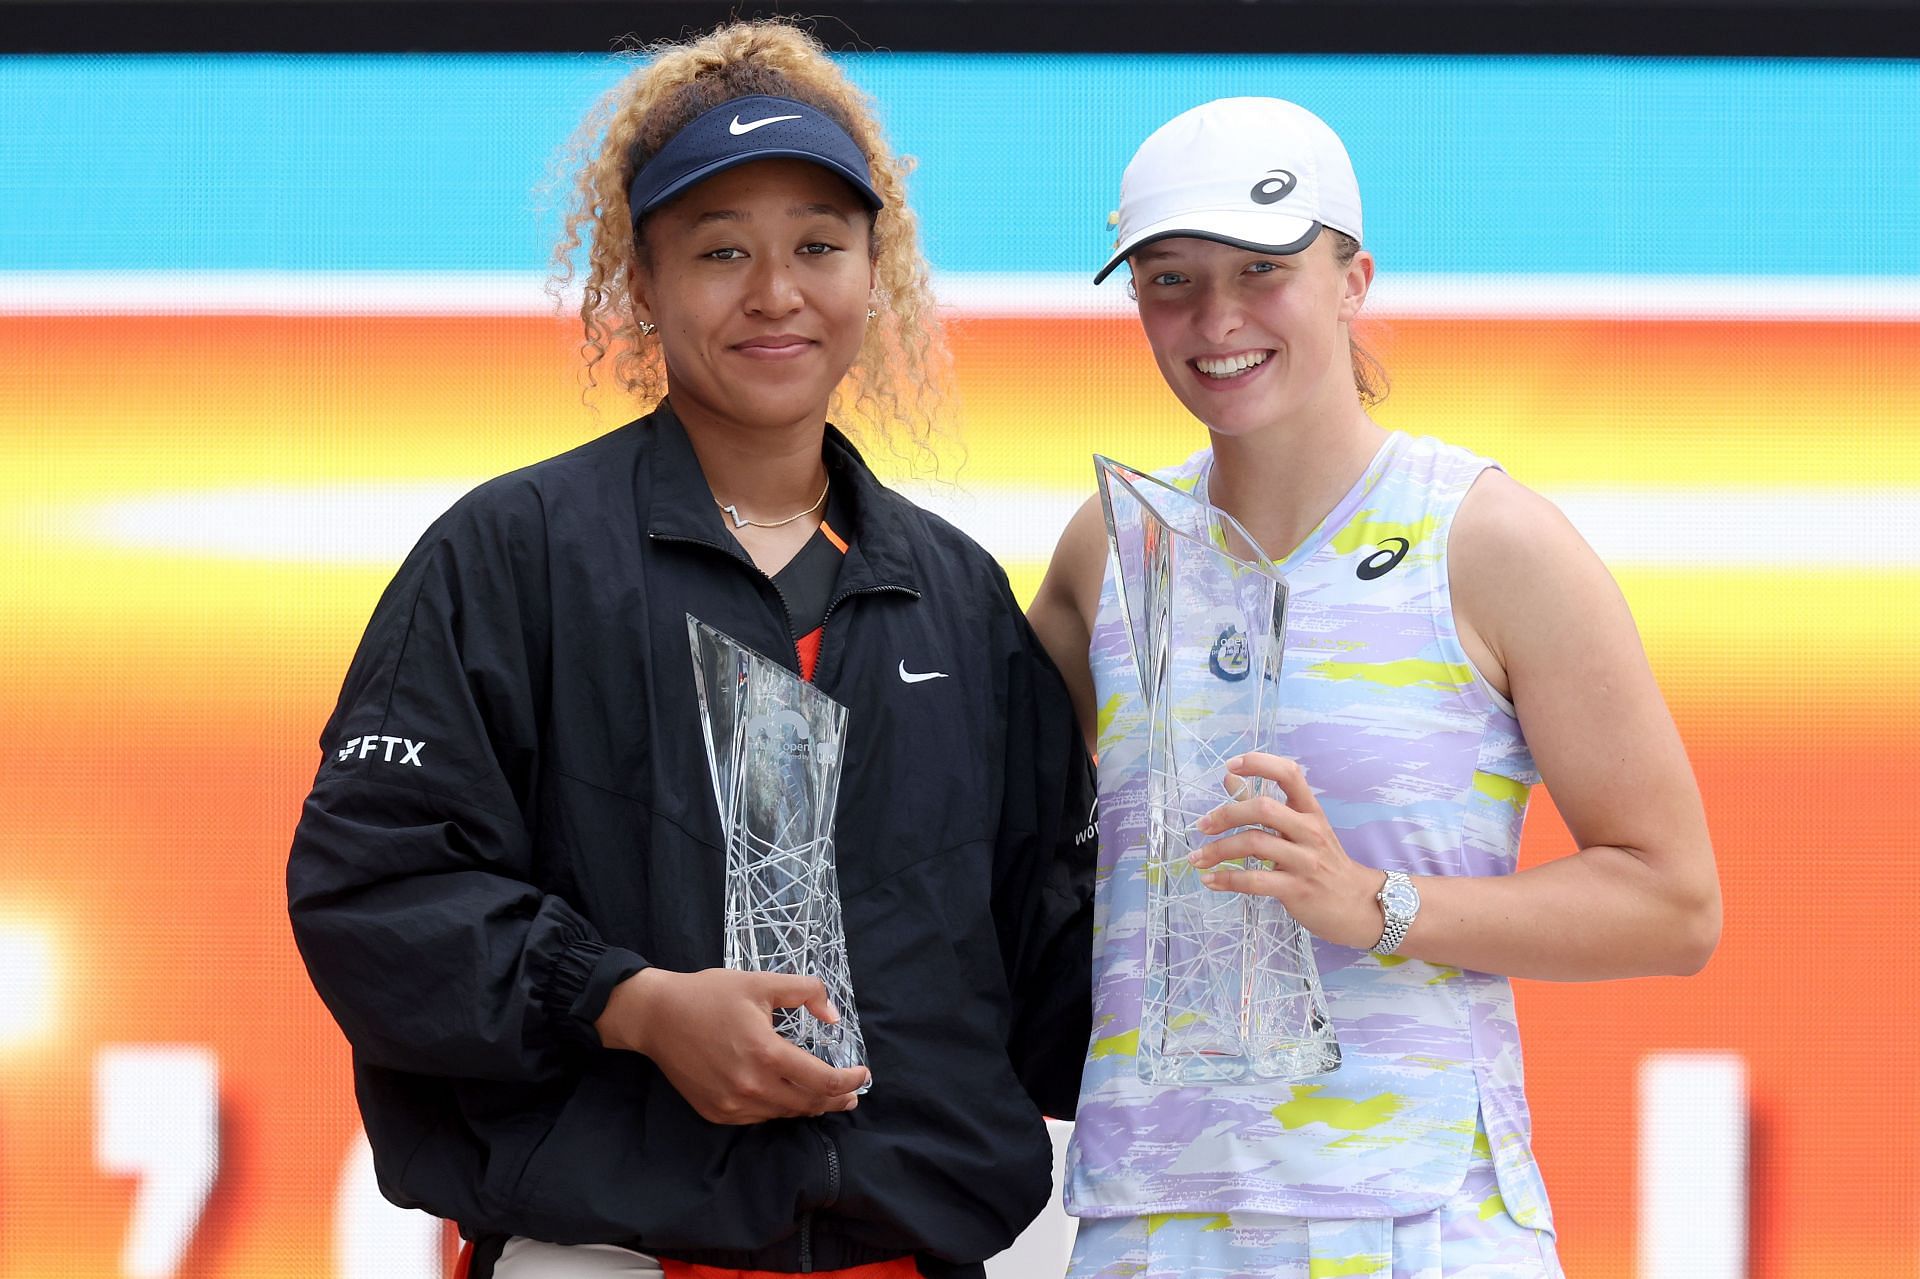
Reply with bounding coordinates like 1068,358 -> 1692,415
2,51 -> 1917,1277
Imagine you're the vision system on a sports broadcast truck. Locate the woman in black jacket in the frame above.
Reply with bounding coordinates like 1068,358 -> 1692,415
287,21 -> 1094,1279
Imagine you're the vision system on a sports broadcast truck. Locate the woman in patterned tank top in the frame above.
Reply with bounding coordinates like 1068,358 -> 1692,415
1028,97 -> 1721,1279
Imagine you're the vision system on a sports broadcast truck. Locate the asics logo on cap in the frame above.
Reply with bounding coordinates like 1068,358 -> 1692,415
729,113 -> 802,135
1250,169 -> 1297,205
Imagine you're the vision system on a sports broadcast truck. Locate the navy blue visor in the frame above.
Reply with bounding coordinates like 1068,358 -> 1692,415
627,95 -> 883,229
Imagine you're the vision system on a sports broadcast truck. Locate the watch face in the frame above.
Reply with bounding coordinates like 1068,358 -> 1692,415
1382,877 -> 1419,918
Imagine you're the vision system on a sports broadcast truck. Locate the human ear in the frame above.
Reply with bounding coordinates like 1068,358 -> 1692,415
628,257 -> 656,334
1338,249 -> 1375,323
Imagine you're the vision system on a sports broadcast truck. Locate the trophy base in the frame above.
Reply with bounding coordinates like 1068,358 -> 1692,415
1136,1036 -> 1343,1087
774,1006 -> 871,1090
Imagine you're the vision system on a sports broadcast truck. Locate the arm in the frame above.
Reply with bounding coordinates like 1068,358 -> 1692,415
291,507 -> 869,1113
994,581 -> 1099,1118
295,491 -> 867,1113
1027,494 -> 1106,751
287,512 -> 646,1082
1192,470 -> 1720,980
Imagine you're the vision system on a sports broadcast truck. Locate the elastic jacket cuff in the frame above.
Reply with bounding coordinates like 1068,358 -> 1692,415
541,937 -> 648,1048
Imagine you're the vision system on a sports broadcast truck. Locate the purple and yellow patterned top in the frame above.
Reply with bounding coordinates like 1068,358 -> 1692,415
1065,432 -> 1554,1226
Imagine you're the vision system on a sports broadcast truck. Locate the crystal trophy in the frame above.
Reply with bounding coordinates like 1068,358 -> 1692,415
687,615 -> 868,1087
1095,456 -> 1340,1086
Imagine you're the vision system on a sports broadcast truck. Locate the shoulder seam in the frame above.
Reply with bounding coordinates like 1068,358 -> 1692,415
374,556 -> 438,736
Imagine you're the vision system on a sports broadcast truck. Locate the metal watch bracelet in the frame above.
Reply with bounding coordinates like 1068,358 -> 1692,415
1372,869 -> 1418,956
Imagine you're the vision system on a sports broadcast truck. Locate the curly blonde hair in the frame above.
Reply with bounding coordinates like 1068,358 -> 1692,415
552,19 -> 950,464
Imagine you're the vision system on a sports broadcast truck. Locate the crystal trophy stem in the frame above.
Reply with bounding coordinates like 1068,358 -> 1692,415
1096,456 -> 1340,1086
687,615 -> 868,1086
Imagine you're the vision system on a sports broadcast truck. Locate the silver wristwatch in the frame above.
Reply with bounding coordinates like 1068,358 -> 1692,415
1372,870 -> 1420,956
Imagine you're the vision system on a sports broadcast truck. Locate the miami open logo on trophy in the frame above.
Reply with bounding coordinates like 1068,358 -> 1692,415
687,615 -> 869,1087
1096,457 -> 1340,1086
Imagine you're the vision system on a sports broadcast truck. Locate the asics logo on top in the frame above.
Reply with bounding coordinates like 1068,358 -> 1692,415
1356,537 -> 1411,581
729,113 -> 802,135
898,661 -> 949,684
337,735 -> 425,766
1250,169 -> 1297,205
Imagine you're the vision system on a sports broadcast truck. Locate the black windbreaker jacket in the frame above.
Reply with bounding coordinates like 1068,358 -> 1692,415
287,404 -> 1095,1276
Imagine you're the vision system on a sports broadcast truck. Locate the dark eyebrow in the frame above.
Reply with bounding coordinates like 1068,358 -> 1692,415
1131,247 -> 1179,265
690,208 -> 747,227
792,202 -> 854,221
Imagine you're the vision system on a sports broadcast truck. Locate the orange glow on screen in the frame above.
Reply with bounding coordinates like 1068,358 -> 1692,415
3,311 -> 1916,1277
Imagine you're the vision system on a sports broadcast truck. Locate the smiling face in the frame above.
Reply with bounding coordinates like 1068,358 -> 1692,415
1129,233 -> 1373,438
632,158 -> 876,436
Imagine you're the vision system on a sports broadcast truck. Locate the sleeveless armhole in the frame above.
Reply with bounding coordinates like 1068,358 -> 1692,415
1430,462 -> 1517,719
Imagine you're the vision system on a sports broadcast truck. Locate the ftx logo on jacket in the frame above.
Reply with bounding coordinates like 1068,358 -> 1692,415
336,735 -> 425,767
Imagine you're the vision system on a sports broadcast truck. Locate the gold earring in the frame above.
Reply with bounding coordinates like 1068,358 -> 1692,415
638,320 -> 656,336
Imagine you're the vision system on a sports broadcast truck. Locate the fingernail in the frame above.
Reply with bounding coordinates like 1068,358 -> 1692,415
1200,872 -> 1219,887
823,1003 -> 840,1023
1227,755 -> 1245,771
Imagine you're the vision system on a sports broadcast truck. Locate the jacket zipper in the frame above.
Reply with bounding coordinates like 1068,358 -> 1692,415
648,536 -> 893,1270
823,1129 -> 842,1203
812,582 -> 920,685
799,1126 -> 842,1273
648,531 -> 808,672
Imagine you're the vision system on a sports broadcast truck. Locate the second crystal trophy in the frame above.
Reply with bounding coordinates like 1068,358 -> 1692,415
687,615 -> 868,1086
1095,456 -> 1340,1086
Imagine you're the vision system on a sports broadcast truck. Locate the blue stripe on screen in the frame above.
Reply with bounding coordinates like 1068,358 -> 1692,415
1,53 -> 1913,276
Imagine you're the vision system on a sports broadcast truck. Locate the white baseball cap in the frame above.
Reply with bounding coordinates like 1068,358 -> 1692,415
1094,97 -> 1363,284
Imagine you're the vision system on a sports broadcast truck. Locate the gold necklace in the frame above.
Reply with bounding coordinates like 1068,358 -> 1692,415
716,477 -> 830,530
